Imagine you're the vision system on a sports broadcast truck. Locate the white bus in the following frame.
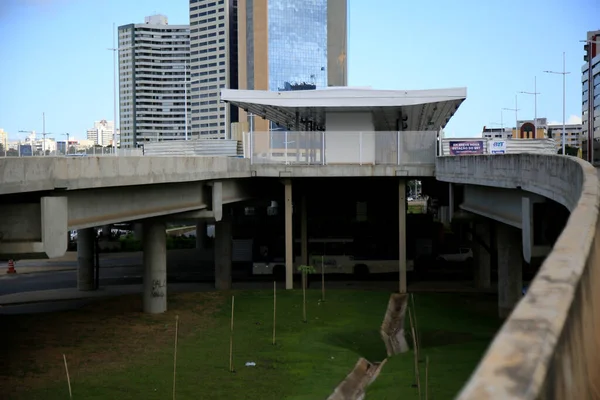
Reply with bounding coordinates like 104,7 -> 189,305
252,238 -> 414,277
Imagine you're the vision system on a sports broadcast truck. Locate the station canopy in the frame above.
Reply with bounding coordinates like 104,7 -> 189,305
220,86 -> 467,131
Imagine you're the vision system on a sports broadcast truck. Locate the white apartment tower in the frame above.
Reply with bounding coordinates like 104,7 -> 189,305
118,15 -> 190,148
189,0 -> 238,139
87,120 -> 117,146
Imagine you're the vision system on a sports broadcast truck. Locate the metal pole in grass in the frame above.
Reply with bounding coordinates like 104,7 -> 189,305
173,315 -> 179,400
63,354 -> 72,399
321,255 -> 325,302
229,296 -> 235,372
273,281 -> 277,345
425,356 -> 430,400
411,294 -> 421,361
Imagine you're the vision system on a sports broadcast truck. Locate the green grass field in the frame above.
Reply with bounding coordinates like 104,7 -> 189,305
2,289 -> 500,400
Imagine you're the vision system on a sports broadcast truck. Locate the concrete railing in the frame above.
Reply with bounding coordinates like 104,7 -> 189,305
435,154 -> 600,399
0,156 -> 252,195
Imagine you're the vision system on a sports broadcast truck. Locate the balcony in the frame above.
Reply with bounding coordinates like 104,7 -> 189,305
245,131 -> 438,166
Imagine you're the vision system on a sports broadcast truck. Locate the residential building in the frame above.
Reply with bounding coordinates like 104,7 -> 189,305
0,128 -> 7,150
118,15 -> 190,148
482,127 -> 512,140
583,30 -> 600,147
87,120 -> 118,146
189,1 -> 238,139
512,118 -> 548,139
237,0 -> 348,133
548,123 -> 583,148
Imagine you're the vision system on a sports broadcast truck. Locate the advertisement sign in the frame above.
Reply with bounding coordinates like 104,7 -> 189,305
449,140 -> 485,156
489,140 -> 507,154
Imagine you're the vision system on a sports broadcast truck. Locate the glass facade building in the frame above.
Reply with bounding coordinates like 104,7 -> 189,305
267,0 -> 328,91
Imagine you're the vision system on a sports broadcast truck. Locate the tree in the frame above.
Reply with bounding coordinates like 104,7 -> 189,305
557,145 -> 579,157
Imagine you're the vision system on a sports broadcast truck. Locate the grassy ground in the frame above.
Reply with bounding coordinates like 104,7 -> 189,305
0,289 -> 500,400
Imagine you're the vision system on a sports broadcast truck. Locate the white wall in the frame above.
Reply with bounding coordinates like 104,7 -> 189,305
325,111 -> 375,164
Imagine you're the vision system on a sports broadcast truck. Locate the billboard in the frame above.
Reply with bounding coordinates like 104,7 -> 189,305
449,140 -> 485,156
19,144 -> 33,156
489,140 -> 507,154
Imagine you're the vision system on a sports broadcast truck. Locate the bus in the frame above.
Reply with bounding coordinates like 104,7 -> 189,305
252,238 -> 414,277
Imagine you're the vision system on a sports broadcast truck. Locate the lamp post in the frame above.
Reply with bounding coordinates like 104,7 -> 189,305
519,76 -> 541,139
63,133 -> 70,156
544,52 -> 571,155
107,23 -> 118,156
503,95 -> 520,139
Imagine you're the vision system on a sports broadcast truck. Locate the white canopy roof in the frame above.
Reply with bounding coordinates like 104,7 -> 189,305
220,86 -> 467,131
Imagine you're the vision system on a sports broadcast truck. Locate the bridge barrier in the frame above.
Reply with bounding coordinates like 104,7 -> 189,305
436,154 -> 600,399
142,139 -> 241,157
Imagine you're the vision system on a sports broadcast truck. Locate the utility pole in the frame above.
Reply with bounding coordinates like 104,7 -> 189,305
108,23 -> 118,156
544,52 -> 571,155
519,77 -> 541,139
503,96 -> 520,139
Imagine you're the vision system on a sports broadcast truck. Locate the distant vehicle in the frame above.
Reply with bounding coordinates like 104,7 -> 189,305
407,196 -> 414,201
436,247 -> 473,263
252,238 -> 414,277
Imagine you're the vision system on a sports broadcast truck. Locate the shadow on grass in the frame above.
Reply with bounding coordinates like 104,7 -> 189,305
321,329 -> 388,362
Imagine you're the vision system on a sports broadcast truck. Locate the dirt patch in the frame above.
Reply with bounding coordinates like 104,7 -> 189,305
0,292 -> 225,396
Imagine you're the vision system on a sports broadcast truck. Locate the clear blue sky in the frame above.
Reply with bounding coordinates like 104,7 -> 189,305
0,0 -> 598,140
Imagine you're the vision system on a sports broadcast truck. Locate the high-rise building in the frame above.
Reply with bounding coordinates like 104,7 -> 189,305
118,15 -> 190,148
189,0 -> 347,139
0,128 -> 7,150
189,1 -> 239,139
237,0 -> 348,132
87,120 -> 118,146
583,30 -> 600,147
548,123 -> 583,149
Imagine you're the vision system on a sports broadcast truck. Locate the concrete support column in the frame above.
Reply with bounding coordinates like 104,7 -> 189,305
301,194 -> 308,266
399,179 -> 407,293
196,220 -> 206,249
472,222 -> 491,289
284,179 -> 294,289
215,218 -> 232,290
448,183 -> 454,222
142,220 -> 167,314
496,222 -> 523,318
133,223 -> 143,241
77,227 -> 95,291
102,224 -> 111,238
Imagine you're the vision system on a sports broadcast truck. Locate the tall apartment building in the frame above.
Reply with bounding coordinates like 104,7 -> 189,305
118,15 -> 190,148
189,0 -> 347,139
583,30 -> 600,148
87,120 -> 117,146
189,1 -> 238,139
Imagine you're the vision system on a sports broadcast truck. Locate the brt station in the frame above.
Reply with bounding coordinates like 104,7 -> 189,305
220,86 -> 467,290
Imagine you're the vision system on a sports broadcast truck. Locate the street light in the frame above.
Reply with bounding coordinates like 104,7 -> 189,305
544,52 -> 571,155
519,76 -> 540,139
503,95 -> 520,139
107,23 -> 118,156
63,133 -> 70,156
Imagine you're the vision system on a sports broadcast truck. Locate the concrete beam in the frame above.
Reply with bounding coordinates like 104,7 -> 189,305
252,164 -> 435,178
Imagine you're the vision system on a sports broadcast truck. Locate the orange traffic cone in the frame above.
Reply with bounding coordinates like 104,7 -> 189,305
6,259 -> 16,274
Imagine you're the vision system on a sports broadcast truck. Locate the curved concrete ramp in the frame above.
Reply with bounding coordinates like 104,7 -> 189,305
327,358 -> 387,400
436,154 -> 600,399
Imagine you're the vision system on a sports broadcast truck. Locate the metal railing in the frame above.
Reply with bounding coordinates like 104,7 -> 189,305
0,147 -> 144,157
244,131 -> 438,166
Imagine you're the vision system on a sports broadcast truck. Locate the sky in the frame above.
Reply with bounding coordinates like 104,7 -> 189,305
0,0 -> 599,141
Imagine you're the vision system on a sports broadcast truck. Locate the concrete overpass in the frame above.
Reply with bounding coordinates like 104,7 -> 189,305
436,154 -> 600,399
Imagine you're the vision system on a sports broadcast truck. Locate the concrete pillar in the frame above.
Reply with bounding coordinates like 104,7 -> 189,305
215,218 -> 232,290
472,222 -> 491,289
496,222 -> 523,318
133,223 -> 143,241
102,224 -> 112,238
142,220 -> 167,314
284,179 -> 294,289
521,197 -> 534,263
196,220 -> 206,249
77,227 -> 95,291
301,194 -> 308,266
399,179 -> 407,293
448,183 -> 454,222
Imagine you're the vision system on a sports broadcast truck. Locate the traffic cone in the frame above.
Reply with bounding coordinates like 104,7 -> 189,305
6,259 -> 16,274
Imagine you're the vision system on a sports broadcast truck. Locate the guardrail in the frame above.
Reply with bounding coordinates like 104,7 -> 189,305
0,148 -> 143,157
436,154 -> 600,399
244,131 -> 438,166
142,139 -> 241,157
